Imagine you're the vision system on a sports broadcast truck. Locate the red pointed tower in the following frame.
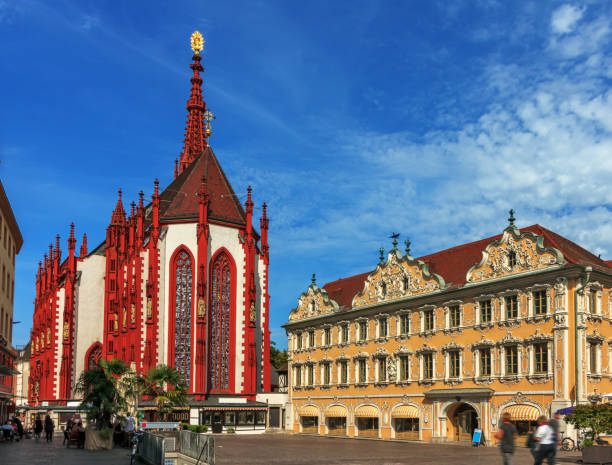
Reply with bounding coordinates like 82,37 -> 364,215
178,30 -> 215,174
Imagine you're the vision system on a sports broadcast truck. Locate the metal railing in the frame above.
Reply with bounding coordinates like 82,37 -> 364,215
139,432 -> 166,465
179,430 -> 215,465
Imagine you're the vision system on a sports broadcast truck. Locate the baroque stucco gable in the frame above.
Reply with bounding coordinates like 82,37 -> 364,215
352,249 -> 446,308
289,283 -> 340,322
466,226 -> 566,284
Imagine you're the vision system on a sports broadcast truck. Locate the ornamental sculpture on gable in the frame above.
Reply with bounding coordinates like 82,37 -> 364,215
352,249 -> 446,308
288,275 -> 340,322
466,225 -> 566,284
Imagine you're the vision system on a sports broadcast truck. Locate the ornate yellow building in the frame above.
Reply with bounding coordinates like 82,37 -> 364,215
283,219 -> 612,443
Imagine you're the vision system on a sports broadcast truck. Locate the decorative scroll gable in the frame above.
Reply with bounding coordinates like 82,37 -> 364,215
466,226 -> 566,284
352,250 -> 446,308
288,283 -> 340,322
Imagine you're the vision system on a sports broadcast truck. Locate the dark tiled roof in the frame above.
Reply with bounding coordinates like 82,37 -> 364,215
159,147 -> 246,226
322,224 -> 610,311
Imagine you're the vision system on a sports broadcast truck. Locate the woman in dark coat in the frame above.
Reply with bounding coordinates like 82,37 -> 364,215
44,414 -> 54,442
34,415 -> 43,439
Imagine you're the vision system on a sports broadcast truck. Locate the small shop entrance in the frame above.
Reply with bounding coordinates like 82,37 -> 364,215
394,418 -> 419,440
356,417 -> 379,438
301,415 -> 318,433
448,403 -> 478,442
326,416 -> 347,436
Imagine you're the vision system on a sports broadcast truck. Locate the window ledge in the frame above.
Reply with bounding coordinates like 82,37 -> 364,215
418,378 -> 435,386
374,381 -> 389,387
356,340 -> 369,346
500,375 -> 520,384
375,337 -> 389,343
474,376 -> 493,385
395,380 -> 412,385
355,382 -> 369,388
395,334 -> 411,341
444,377 -> 463,386
527,374 -> 552,384
337,383 -> 350,389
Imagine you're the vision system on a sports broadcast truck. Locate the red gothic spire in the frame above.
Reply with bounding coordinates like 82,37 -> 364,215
111,189 -> 126,226
68,223 -> 76,252
179,31 -> 212,174
80,233 -> 88,257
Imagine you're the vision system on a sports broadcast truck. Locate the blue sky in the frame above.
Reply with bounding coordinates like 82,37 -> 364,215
2,0 -> 611,349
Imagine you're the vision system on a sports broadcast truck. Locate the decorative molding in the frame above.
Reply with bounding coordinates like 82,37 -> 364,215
288,282 -> 340,322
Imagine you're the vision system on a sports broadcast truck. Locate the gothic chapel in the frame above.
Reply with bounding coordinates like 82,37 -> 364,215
28,32 -> 271,419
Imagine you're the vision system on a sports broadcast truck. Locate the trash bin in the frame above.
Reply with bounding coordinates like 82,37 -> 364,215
212,422 -> 222,434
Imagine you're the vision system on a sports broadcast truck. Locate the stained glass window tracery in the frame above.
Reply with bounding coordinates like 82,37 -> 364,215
174,250 -> 193,387
210,252 -> 232,391
86,344 -> 102,371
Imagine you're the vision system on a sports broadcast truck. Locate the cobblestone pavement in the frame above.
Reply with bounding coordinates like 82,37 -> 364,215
0,435 -> 136,465
215,434 -> 584,465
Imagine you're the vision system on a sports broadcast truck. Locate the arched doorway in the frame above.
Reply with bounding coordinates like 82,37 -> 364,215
447,403 -> 479,442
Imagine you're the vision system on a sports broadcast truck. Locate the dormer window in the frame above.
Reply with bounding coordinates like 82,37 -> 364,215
508,251 -> 517,268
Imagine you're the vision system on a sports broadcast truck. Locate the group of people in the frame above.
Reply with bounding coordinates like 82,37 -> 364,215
1,416 -> 25,442
32,414 -> 56,442
63,415 -> 86,448
497,412 -> 564,465
112,413 -> 137,448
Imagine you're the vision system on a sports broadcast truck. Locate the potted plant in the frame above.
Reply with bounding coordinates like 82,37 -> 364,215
75,358 -> 128,450
142,365 -> 187,422
565,404 -> 612,464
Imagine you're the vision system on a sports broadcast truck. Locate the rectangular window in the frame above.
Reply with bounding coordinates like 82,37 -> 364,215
295,366 -> 301,387
505,295 -> 518,319
110,259 -> 116,272
324,327 -> 331,346
379,317 -> 388,338
480,348 -> 491,376
505,346 -> 518,375
378,358 -> 387,382
449,351 -> 460,378
296,333 -> 303,350
359,321 -> 368,341
400,356 -> 410,381
400,314 -> 410,334
534,290 -> 547,315
341,324 -> 349,343
340,361 -> 348,384
589,290 -> 598,314
480,300 -> 492,323
308,330 -> 315,348
534,343 -> 548,374
589,344 -> 598,373
110,279 -> 115,291
307,365 -> 314,385
323,363 -> 330,385
424,310 -> 434,331
423,353 -> 433,379
449,305 -> 460,328
358,359 -> 367,383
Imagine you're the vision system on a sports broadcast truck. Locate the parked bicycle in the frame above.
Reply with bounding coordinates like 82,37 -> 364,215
560,432 -> 584,452
130,430 -> 145,465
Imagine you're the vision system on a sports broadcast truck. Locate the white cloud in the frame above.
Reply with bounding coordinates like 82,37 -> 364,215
79,14 -> 98,31
551,4 -> 585,35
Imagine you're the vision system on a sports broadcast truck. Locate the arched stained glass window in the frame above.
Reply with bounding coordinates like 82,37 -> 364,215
210,252 -> 232,391
174,250 -> 193,387
86,344 -> 102,371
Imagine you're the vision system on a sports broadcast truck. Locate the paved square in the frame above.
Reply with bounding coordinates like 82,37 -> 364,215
215,434 -> 584,465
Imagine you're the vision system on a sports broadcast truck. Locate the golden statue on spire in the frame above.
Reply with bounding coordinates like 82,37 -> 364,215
191,31 -> 204,55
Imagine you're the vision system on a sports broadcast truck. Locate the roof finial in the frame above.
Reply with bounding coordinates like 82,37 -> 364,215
404,238 -> 411,256
311,273 -> 316,286
389,232 -> 400,250
190,30 -> 204,55
508,209 -> 516,227
379,247 -> 385,264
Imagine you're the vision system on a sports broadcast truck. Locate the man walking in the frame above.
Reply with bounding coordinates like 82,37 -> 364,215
496,412 -> 518,465
534,415 -> 556,465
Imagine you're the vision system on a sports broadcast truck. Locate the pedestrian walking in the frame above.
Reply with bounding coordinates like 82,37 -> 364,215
548,413 -> 562,461
44,414 -> 55,443
34,415 -> 43,439
534,415 -> 556,465
495,412 -> 518,465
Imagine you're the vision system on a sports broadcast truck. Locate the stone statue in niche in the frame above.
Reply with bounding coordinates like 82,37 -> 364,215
130,303 -> 136,324
250,301 -> 256,323
197,297 -> 206,318
122,307 -> 127,328
63,321 -> 69,340
46,327 -> 51,344
387,356 -> 397,381
114,313 -> 119,331
146,297 -> 152,319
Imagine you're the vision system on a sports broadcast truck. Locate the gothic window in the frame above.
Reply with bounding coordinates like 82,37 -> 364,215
173,249 -> 193,387
210,251 -> 233,392
86,343 -> 102,371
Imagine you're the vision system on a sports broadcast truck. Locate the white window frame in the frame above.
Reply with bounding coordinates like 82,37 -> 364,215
501,344 -> 521,377
586,283 -> 603,316
527,284 -> 552,318
420,305 -> 435,333
444,349 -> 462,381
475,295 -> 496,325
498,290 -> 521,322
444,301 -> 463,329
396,310 -> 411,336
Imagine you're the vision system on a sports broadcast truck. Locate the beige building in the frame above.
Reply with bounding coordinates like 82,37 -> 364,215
284,219 -> 612,444
0,179 -> 23,421
14,342 -> 30,409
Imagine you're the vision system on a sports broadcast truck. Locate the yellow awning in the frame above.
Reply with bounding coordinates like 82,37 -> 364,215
503,405 -> 540,421
299,405 -> 319,416
354,405 -> 379,418
392,405 -> 419,419
325,405 -> 347,418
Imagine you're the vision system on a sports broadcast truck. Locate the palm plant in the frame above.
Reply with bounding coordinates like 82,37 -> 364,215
144,365 -> 187,421
75,358 -> 128,428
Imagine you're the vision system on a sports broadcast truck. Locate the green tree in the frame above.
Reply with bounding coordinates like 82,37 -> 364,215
75,358 -> 128,428
144,365 -> 187,421
565,404 -> 612,441
270,340 -> 288,369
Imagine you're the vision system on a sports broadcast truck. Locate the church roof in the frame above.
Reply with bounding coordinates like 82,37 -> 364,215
322,224 -> 611,310
159,147 -> 246,226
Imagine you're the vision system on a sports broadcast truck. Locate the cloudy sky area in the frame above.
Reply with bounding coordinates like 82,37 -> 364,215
1,0 -> 611,348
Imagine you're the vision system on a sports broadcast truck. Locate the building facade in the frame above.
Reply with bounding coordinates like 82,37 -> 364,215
27,32 -> 272,426
14,342 -> 30,409
284,219 -> 612,443
0,179 -> 23,421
